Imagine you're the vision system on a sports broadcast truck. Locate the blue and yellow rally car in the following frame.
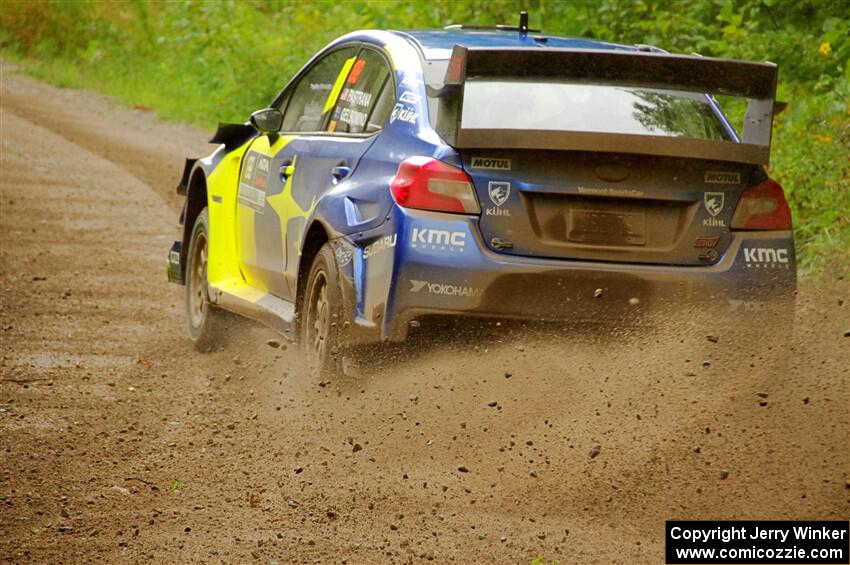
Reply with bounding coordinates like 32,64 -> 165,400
168,15 -> 795,375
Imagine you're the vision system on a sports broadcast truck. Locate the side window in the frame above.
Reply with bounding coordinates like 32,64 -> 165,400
366,80 -> 394,133
328,49 -> 393,134
280,47 -> 357,132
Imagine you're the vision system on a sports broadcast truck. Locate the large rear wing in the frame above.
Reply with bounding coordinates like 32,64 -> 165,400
435,45 -> 778,165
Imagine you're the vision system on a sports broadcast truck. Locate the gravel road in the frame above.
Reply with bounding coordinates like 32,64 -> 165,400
1,61 -> 847,564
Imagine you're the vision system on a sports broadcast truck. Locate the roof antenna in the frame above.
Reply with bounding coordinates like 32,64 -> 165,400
519,11 -> 529,35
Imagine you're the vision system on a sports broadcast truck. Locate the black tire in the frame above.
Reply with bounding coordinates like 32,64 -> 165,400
301,243 -> 345,378
185,208 -> 225,351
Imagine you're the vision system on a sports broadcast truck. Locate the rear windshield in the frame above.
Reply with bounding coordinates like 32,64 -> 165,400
461,79 -> 731,140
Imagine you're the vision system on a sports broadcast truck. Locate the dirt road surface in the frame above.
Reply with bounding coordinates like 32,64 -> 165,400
1,62 -> 848,564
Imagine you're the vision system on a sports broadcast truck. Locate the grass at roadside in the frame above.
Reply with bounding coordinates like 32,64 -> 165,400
2,0 -> 847,276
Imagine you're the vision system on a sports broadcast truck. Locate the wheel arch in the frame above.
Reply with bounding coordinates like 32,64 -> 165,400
181,168 -> 209,276
295,220 -> 333,321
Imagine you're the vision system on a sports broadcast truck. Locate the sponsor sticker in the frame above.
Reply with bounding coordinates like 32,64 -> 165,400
704,192 -> 725,217
400,75 -> 423,88
577,186 -> 644,198
399,91 -> 420,104
471,157 -> 511,171
702,191 -> 727,227
694,236 -> 720,248
334,245 -> 354,268
488,181 -> 510,207
743,246 -> 790,268
347,59 -> 367,84
410,228 -> 465,251
702,217 -> 726,227
705,171 -> 741,184
238,185 -> 266,212
243,153 -> 257,180
409,279 -> 482,298
238,152 -> 272,213
339,107 -> 368,128
253,156 -> 269,189
340,88 -> 372,108
363,234 -> 397,259
390,103 -> 417,124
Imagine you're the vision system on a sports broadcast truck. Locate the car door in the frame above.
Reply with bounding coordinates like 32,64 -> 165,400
279,46 -> 394,292
235,46 -> 358,299
236,45 -> 394,301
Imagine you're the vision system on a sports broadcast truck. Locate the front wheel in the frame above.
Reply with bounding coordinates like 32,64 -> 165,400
185,208 -> 225,351
301,243 -> 345,378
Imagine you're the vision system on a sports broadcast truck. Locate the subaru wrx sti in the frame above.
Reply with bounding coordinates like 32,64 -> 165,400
168,15 -> 795,375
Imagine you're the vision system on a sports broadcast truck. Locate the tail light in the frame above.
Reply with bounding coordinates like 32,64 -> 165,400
390,157 -> 480,214
731,178 -> 792,230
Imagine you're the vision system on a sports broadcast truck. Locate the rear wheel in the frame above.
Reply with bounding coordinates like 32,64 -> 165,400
185,208 -> 225,351
301,243 -> 344,378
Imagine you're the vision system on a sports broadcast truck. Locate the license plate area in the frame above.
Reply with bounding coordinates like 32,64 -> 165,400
567,208 -> 646,246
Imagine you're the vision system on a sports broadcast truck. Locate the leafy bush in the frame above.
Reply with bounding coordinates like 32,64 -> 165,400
2,0 -> 847,274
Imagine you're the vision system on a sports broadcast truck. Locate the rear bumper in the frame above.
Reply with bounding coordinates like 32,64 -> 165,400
340,208 -> 796,343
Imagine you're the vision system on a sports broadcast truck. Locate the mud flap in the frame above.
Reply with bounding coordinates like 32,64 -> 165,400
329,239 -> 358,341
167,241 -> 183,285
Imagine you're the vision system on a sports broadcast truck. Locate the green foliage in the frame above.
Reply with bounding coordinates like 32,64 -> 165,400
1,0 -> 847,273
771,79 -> 850,276
530,556 -> 560,565
167,479 -> 186,491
